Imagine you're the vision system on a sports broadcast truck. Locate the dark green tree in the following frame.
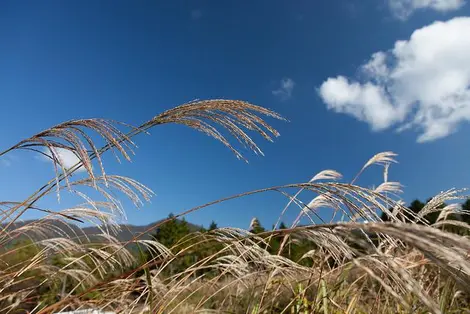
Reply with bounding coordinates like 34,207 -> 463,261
461,199 -> 470,224
152,213 -> 191,249
249,217 -> 265,234
380,199 -> 426,222
381,199 -> 445,225
145,214 -> 194,276
208,220 -> 218,231
409,199 -> 427,222
267,222 -> 287,255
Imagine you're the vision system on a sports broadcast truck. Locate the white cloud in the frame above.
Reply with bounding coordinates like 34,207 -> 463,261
272,78 -> 295,100
41,147 -> 86,172
191,9 -> 203,20
362,52 -> 390,79
320,76 -> 404,130
388,0 -> 465,19
318,17 -> 470,142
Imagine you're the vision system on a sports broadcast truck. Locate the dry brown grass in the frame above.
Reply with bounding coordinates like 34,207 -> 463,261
0,99 -> 469,314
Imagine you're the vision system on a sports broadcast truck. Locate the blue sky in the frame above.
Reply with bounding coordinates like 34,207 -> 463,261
1,0 -> 470,229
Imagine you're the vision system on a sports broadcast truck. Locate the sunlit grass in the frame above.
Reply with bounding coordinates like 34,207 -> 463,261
1,99 -> 469,314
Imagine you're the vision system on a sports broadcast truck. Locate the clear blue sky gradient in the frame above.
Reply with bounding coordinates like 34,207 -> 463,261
1,1 -> 470,229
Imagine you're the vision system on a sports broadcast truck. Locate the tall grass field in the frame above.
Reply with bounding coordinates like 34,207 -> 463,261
1,99 -> 470,313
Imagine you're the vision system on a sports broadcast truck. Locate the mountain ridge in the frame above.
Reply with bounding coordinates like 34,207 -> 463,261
3,218 -> 203,243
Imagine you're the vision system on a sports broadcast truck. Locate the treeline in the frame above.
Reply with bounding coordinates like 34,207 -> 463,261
381,198 -> 470,227
145,198 -> 470,275
144,214 -> 317,277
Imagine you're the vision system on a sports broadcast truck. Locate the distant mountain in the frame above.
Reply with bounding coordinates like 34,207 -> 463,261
2,219 -> 203,243
82,219 -> 203,242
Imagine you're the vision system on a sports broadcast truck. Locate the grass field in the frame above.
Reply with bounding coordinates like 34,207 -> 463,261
1,99 -> 469,313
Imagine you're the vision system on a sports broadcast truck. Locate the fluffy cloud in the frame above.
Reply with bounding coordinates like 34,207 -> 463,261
318,17 -> 470,142
388,0 -> 465,19
42,147 -> 86,172
319,76 -> 404,130
272,78 -> 295,100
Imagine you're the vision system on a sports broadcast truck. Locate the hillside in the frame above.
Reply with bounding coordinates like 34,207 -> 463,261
2,218 -> 203,243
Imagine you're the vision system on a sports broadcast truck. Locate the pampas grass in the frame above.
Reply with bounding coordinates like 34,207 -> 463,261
0,99 -> 469,314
